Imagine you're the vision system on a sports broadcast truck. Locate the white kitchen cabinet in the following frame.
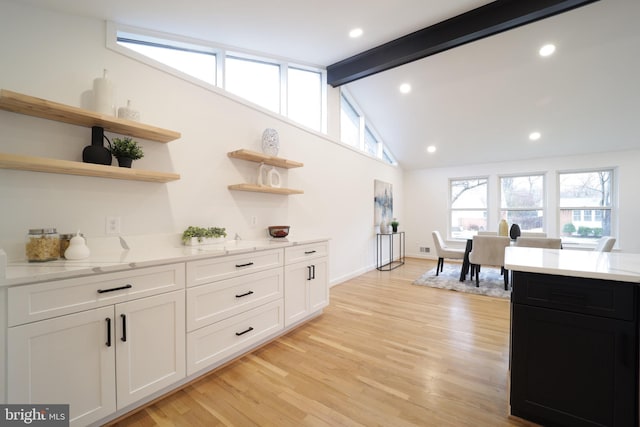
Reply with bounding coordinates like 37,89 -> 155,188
6,264 -> 185,427
284,244 -> 328,327
115,290 -> 185,409
8,306 -> 117,426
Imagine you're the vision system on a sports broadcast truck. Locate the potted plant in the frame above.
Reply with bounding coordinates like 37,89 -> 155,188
390,219 -> 399,233
110,137 -> 144,168
181,226 -> 227,246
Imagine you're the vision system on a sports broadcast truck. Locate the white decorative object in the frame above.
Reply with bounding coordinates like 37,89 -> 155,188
257,163 -> 267,187
93,69 -> 115,116
64,231 -> 90,260
184,236 -> 225,246
379,219 -> 389,234
261,128 -> 280,156
118,99 -> 140,121
268,167 -> 281,188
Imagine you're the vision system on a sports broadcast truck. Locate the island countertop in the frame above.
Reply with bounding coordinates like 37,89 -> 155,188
504,246 -> 640,283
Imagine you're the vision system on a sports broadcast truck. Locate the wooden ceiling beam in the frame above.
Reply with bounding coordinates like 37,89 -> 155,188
327,0 -> 599,87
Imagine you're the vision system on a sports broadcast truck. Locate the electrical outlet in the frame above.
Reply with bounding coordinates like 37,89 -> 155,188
106,216 -> 121,235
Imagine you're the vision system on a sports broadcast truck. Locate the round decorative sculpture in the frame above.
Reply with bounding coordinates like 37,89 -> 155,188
510,223 -> 521,240
261,128 -> 280,156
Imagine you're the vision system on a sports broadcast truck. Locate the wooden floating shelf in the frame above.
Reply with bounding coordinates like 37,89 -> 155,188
227,149 -> 303,169
228,184 -> 304,195
0,153 -> 180,183
0,89 -> 181,143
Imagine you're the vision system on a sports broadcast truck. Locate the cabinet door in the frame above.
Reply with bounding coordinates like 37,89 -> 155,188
309,258 -> 329,313
284,258 -> 328,327
8,306 -> 116,427
511,304 -> 637,427
115,290 -> 186,409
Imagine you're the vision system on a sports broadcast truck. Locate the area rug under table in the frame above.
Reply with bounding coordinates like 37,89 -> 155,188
412,265 -> 511,299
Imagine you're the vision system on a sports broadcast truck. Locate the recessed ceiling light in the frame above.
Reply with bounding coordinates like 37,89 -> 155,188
529,131 -> 541,141
349,28 -> 363,38
399,83 -> 411,94
427,145 -> 437,153
539,44 -> 556,57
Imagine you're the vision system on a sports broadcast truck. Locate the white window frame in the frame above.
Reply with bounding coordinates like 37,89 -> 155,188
449,176 -> 489,240
498,173 -> 546,233
557,168 -> 616,247
106,21 -> 327,133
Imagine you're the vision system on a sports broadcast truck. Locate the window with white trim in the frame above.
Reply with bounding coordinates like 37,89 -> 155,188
559,169 -> 614,245
108,23 -> 326,132
449,177 -> 488,239
500,174 -> 545,233
339,90 -> 396,165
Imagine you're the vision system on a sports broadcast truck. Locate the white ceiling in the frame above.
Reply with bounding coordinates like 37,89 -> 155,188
16,0 -> 640,170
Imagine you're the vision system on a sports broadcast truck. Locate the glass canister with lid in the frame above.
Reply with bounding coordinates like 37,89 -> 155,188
25,228 -> 60,261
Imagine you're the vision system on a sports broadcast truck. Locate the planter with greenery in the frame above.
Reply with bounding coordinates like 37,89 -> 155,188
182,226 -> 227,245
110,137 -> 144,168
390,219 -> 399,232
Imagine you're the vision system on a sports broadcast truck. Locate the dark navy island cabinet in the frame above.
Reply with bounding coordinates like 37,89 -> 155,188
510,271 -> 638,427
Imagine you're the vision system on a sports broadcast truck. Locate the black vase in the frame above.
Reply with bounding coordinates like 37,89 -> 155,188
82,126 -> 112,165
510,223 -> 521,240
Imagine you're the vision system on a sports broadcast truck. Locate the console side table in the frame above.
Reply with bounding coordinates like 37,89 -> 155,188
376,232 -> 405,271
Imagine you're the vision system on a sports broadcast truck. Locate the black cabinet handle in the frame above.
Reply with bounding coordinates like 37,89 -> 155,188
235,327 -> 254,336
97,284 -> 132,294
304,250 -> 317,255
106,318 -> 112,347
235,262 -> 254,268
235,290 -> 254,298
307,265 -> 312,281
312,264 -> 316,280
619,333 -> 629,367
121,314 -> 127,342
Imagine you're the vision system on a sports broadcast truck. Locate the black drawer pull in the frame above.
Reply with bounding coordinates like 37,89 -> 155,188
97,284 -> 132,294
121,314 -> 127,342
304,250 -> 317,255
106,318 -> 112,347
235,262 -> 254,268
235,327 -> 254,336
307,265 -> 312,281
235,290 -> 254,298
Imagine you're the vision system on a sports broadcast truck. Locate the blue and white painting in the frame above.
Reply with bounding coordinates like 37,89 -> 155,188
374,180 -> 393,226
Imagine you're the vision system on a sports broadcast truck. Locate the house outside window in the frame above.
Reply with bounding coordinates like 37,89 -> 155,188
500,174 -> 545,233
450,177 -> 488,239
559,169 -> 614,245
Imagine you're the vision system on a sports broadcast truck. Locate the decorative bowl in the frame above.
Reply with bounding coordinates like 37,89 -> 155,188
268,225 -> 290,238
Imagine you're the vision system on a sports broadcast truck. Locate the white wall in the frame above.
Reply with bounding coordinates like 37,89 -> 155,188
405,149 -> 640,257
0,1 -> 403,285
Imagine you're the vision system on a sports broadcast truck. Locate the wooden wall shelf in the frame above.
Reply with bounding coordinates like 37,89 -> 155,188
0,89 -> 181,143
227,149 -> 303,169
0,153 -> 180,183
228,184 -> 303,195
0,89 -> 182,183
227,149 -> 304,195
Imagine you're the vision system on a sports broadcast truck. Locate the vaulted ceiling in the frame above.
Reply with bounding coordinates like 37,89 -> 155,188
14,0 -> 640,169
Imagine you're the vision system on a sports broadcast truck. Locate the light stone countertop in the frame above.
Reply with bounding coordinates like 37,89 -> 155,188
504,246 -> 640,283
1,234 -> 329,287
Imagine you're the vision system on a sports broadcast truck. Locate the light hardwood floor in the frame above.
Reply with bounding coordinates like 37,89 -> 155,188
109,258 -> 538,427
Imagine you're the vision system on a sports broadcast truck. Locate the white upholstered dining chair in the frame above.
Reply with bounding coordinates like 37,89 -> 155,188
514,237 -> 562,249
594,236 -> 616,252
468,235 -> 511,290
432,231 -> 465,276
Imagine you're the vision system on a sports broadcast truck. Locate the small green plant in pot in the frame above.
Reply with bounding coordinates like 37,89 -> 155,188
390,219 -> 399,232
181,226 -> 227,245
110,137 -> 144,168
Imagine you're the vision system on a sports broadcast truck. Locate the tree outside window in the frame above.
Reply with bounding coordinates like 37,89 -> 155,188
500,175 -> 544,233
449,178 -> 488,239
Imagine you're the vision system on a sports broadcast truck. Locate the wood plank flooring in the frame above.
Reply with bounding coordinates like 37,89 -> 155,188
108,258 -> 538,427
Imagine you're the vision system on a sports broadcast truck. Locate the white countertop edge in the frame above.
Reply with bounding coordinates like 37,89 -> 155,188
1,236 -> 330,287
504,247 -> 640,283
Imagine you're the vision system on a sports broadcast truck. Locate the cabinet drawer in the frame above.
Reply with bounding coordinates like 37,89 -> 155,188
8,263 -> 185,327
187,268 -> 283,332
285,241 -> 328,265
186,248 -> 283,287
186,299 -> 283,375
512,271 -> 636,320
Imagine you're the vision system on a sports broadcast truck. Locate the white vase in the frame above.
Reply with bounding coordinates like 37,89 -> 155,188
93,69 -> 115,116
379,219 -> 388,234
